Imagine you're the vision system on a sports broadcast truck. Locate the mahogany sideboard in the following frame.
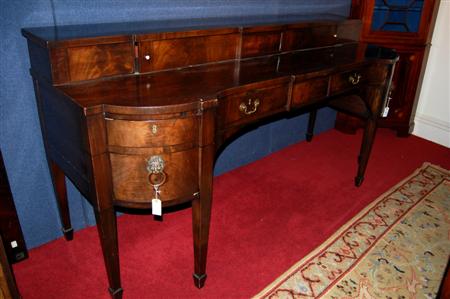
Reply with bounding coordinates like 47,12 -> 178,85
22,15 -> 398,298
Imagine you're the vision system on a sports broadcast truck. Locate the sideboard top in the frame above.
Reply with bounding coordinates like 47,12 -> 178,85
22,13 -> 347,45
56,43 -> 397,114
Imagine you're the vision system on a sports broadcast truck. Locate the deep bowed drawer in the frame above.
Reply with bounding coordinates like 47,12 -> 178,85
109,148 -> 199,206
105,110 -> 202,206
329,68 -> 369,95
217,80 -> 290,129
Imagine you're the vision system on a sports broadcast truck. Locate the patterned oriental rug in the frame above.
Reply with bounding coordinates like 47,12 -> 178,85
255,163 -> 450,299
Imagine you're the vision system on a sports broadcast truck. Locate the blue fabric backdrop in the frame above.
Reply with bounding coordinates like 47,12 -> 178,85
0,0 -> 350,249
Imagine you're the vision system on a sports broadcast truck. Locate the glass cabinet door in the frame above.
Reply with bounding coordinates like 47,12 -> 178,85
370,0 -> 424,33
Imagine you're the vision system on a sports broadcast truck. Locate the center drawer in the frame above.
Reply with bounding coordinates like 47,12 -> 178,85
291,77 -> 329,108
217,80 -> 290,129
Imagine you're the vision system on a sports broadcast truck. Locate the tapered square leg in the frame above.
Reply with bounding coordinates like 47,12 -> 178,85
192,144 -> 214,289
306,110 -> 317,142
193,273 -> 207,288
355,118 -> 377,187
94,207 -> 122,298
49,160 -> 73,240
192,189 -> 211,289
108,287 -> 123,299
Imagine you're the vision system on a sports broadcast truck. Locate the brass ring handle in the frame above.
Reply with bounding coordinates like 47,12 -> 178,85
239,98 -> 260,115
148,172 -> 166,187
348,73 -> 362,85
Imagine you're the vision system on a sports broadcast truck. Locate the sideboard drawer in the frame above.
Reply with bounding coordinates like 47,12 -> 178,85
110,149 -> 198,204
291,77 -> 329,107
218,82 -> 289,128
139,34 -> 239,72
330,69 -> 368,95
106,117 -> 199,148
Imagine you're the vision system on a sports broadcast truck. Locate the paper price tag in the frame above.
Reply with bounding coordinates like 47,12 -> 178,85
152,198 -> 162,216
382,107 -> 390,117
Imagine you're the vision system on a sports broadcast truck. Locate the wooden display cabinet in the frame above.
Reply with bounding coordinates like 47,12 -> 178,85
338,0 -> 441,136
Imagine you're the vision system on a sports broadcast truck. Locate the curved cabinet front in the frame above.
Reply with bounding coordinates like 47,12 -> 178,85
109,148 -> 199,208
104,111 -> 202,208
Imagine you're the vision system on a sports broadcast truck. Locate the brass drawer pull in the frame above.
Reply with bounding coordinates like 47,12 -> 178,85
348,72 -> 362,85
147,155 -> 165,174
147,155 -> 166,216
239,98 -> 260,115
147,155 -> 166,186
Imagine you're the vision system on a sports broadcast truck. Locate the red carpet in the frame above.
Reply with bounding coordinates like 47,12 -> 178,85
13,129 -> 450,298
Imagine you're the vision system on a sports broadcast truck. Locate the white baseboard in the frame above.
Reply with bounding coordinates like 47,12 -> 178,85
413,113 -> 450,148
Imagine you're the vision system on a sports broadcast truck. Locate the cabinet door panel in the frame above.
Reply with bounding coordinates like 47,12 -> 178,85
241,32 -> 281,58
370,0 -> 424,33
65,43 -> 134,82
282,25 -> 337,51
140,34 -> 239,72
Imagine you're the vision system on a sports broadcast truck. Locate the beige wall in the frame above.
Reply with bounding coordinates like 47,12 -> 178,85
413,0 -> 450,147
